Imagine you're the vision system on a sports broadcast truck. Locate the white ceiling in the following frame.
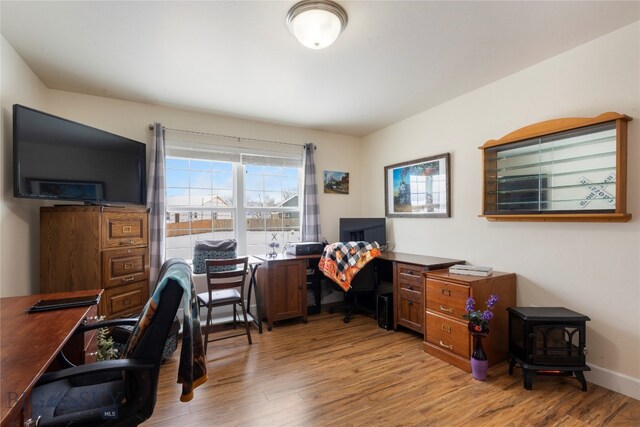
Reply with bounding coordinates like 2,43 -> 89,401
1,1 -> 639,136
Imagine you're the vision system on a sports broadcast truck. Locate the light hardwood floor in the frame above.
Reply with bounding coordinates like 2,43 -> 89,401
145,311 -> 639,426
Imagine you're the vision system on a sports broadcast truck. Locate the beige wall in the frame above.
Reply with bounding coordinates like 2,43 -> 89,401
1,36 -> 49,297
362,22 -> 640,398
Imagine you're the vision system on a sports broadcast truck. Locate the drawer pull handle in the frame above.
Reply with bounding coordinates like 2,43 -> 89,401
83,316 -> 99,324
439,340 -> 453,350
401,271 -> 414,277
122,225 -> 132,233
119,240 -> 134,246
122,276 -> 136,283
86,351 -> 98,357
441,324 -> 451,333
407,300 -> 413,306
439,305 -> 453,314
441,289 -> 451,296
123,262 -> 134,270
408,286 -> 413,291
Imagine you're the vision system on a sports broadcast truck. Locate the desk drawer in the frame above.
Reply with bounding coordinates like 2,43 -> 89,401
103,248 -> 149,288
426,278 -> 469,319
104,281 -> 148,318
425,311 -> 470,359
397,263 -> 423,286
102,212 -> 148,249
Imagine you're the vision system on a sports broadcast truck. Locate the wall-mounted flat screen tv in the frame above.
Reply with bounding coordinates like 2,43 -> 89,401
13,105 -> 146,205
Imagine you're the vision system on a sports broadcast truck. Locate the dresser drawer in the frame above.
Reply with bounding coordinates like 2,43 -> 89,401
104,281 -> 148,318
426,278 -> 469,319
103,247 -> 149,288
102,212 -> 148,249
425,311 -> 470,359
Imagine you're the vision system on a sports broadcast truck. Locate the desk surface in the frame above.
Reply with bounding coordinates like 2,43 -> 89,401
0,290 -> 100,426
377,252 -> 464,269
258,251 -> 463,269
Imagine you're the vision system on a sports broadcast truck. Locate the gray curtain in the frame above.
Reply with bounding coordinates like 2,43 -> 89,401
147,123 -> 166,286
301,143 -> 321,242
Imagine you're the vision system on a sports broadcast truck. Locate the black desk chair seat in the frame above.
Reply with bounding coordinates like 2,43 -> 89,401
329,262 -> 377,323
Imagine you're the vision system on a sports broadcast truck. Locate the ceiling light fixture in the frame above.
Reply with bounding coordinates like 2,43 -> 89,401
286,0 -> 348,50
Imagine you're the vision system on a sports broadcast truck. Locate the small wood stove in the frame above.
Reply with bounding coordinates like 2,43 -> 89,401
507,306 -> 590,391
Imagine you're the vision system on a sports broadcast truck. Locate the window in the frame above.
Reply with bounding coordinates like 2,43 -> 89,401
165,148 -> 302,260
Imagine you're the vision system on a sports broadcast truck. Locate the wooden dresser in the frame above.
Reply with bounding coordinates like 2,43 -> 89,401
40,206 -> 150,318
423,270 -> 516,372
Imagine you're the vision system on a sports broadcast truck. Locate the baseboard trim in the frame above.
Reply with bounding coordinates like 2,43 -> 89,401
586,363 -> 640,400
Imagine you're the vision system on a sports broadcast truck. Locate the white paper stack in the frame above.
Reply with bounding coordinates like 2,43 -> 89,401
448,264 -> 493,277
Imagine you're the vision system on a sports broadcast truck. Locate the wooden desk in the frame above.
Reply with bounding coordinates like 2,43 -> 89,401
0,290 -> 101,427
376,252 -> 464,333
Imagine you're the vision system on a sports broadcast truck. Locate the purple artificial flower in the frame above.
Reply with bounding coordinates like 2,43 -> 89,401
465,297 -> 476,313
486,294 -> 499,309
482,310 -> 494,322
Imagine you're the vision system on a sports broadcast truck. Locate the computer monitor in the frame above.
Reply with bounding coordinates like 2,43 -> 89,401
339,218 -> 386,245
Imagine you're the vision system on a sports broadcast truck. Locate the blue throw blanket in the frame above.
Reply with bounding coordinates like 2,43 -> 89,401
123,258 -> 207,402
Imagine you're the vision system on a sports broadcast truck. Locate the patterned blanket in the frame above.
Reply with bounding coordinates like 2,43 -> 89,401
318,241 -> 381,291
123,258 -> 207,402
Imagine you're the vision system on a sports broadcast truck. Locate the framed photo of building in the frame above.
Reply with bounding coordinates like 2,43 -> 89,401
323,170 -> 349,194
384,153 -> 450,218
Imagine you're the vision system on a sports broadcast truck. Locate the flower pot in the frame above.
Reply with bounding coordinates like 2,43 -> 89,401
470,332 -> 488,381
471,357 -> 489,381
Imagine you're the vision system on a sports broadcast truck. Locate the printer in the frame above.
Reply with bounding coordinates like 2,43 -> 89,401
285,242 -> 325,256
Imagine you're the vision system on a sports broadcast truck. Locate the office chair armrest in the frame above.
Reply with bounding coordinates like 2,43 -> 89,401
36,359 -> 155,386
75,318 -> 138,334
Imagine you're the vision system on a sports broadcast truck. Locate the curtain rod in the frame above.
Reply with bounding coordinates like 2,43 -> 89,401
148,124 -> 313,149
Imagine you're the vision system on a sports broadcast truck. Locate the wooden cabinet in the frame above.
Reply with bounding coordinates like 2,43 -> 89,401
423,270 -> 516,372
40,206 -> 149,318
256,254 -> 308,331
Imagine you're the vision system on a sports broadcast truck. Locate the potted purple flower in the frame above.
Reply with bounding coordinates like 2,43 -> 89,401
463,294 -> 499,380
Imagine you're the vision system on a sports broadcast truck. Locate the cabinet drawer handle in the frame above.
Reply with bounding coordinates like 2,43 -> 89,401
401,271 -> 414,277
439,305 -> 453,314
86,351 -> 98,357
122,276 -> 136,283
123,262 -> 134,270
407,300 -> 413,306
441,324 -> 451,333
441,289 -> 451,296
122,225 -> 132,233
439,340 -> 453,350
408,285 -> 413,291
119,240 -> 134,245
83,316 -> 99,324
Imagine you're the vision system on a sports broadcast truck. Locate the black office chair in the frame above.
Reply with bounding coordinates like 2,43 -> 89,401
330,262 -> 377,323
30,261 -> 186,427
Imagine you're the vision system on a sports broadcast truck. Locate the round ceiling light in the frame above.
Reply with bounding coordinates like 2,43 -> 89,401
286,0 -> 348,49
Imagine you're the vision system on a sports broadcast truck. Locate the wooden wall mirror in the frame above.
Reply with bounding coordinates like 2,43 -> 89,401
480,112 -> 632,222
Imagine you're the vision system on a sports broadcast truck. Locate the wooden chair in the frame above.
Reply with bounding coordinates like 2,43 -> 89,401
197,257 -> 252,353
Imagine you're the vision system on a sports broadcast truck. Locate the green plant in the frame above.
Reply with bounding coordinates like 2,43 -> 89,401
96,316 -> 119,361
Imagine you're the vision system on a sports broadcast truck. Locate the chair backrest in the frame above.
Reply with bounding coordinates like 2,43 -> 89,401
349,262 -> 377,292
125,261 -> 185,422
205,257 -> 249,292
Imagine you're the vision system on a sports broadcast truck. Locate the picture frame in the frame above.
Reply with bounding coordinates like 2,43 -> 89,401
384,153 -> 450,218
323,170 -> 349,194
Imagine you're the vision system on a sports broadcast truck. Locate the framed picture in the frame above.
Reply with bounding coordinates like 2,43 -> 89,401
384,153 -> 450,218
323,170 -> 349,194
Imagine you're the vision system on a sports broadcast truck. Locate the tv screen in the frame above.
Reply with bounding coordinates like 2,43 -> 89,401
13,105 -> 146,205
339,218 -> 386,246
